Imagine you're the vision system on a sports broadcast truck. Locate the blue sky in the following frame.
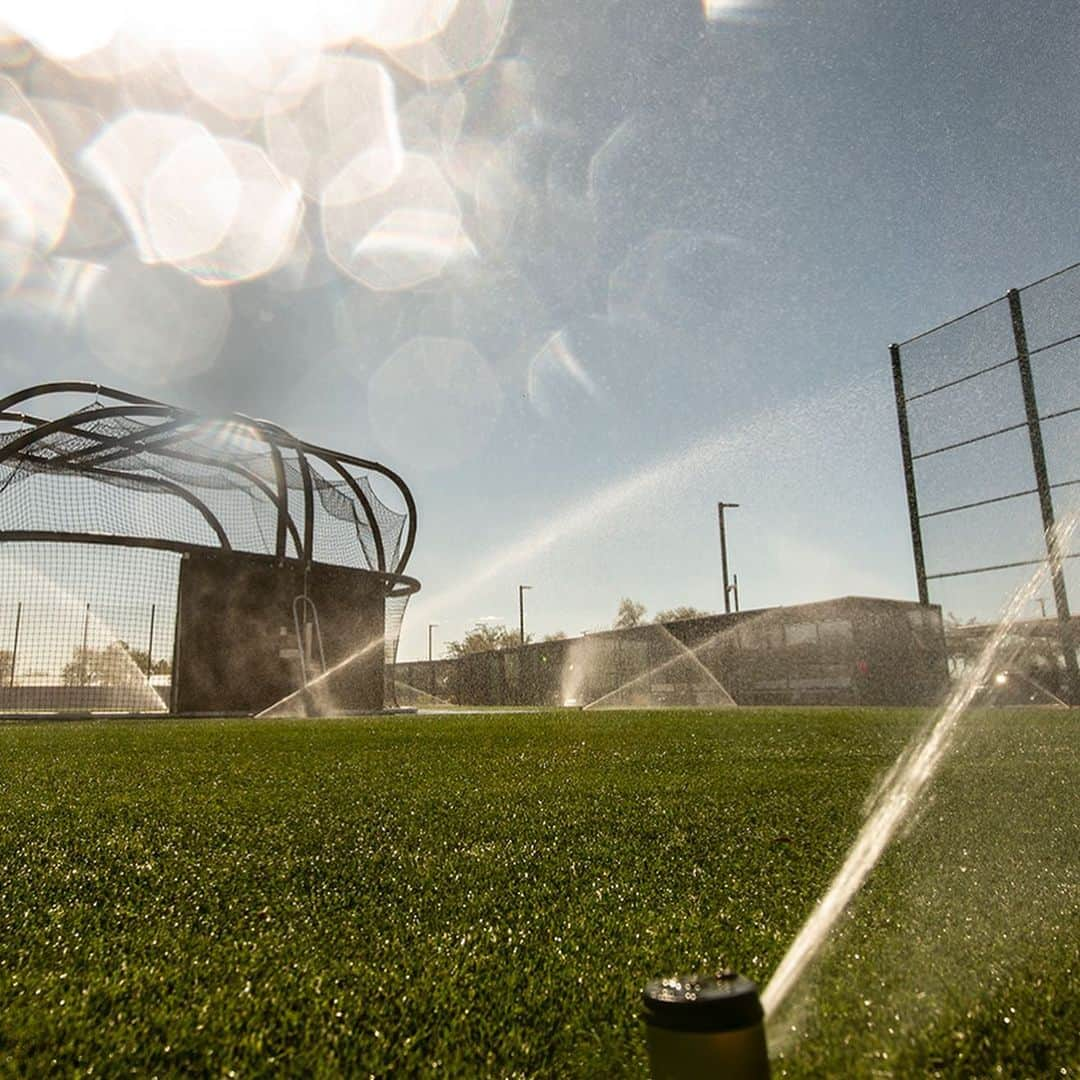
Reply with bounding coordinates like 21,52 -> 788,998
1,0 -> 1078,659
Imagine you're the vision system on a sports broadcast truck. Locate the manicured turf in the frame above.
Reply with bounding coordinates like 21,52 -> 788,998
0,709 -> 1076,1076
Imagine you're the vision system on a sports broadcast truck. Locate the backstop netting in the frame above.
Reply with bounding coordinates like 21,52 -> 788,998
892,264 -> 1080,699
893,266 -> 1080,620
0,543 -> 179,713
0,383 -> 419,715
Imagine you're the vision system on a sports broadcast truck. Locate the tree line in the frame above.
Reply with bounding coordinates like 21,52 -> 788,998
442,599 -> 711,657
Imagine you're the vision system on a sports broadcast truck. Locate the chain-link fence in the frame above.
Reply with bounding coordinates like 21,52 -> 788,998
892,262 -> 1080,701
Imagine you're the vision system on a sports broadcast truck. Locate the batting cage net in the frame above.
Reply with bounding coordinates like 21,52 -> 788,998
0,543 -> 179,713
892,263 -> 1080,699
0,383 -> 419,715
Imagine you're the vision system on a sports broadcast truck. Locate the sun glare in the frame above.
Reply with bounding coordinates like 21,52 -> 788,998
702,0 -> 763,22
3,0 -> 476,58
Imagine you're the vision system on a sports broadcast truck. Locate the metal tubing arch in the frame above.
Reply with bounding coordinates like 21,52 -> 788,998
294,444 -> 316,566
1,407 -> 304,560
14,451 -> 232,551
0,384 -> 302,562
310,451 -> 388,573
0,530 -> 421,597
0,404 -> 177,466
76,463 -> 233,552
265,439 -> 290,559
51,415 -> 198,467
154,447 -> 302,559
228,414 -> 415,573
0,381 -> 417,576
307,444 -> 417,574
0,382 -> 162,413
243,408 -> 414,572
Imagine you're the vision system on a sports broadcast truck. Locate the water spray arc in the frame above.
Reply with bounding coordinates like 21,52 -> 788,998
580,622 -> 737,710
255,632 -> 387,718
653,623 -> 736,702
401,372 -> 882,650
759,512 -> 1078,1026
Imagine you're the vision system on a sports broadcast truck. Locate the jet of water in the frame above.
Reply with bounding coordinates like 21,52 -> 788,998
652,622 -> 738,704
580,618 -> 757,709
394,678 -> 451,707
403,373 -> 880,642
255,632 -> 384,717
760,514 -> 1078,1022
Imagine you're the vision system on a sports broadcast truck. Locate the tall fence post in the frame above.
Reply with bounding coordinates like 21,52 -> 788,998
81,603 -> 90,687
891,344 -> 929,606
146,603 -> 156,680
10,601 -> 21,688
1008,288 -> 1080,705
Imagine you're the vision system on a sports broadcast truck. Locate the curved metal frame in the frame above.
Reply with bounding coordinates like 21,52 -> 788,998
0,381 -> 419,596
313,452 -> 388,572
0,409 -> 306,559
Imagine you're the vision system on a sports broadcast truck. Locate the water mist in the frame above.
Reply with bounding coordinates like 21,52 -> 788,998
760,515 -> 1077,1024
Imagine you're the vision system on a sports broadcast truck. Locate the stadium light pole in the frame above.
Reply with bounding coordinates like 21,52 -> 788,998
428,623 -> 438,662
718,501 -> 739,614
519,585 -> 532,646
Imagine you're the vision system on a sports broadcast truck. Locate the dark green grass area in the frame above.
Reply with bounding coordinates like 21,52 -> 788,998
0,709 -> 1076,1076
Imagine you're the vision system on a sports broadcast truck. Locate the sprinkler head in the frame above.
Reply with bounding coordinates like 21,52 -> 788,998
641,971 -> 769,1079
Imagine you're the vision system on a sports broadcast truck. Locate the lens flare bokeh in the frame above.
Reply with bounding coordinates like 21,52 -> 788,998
0,0 -> 526,392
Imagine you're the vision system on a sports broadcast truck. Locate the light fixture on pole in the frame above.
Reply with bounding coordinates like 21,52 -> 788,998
519,585 -> 532,646
717,501 -> 740,614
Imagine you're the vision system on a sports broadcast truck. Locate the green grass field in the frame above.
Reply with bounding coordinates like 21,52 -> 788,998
1,709 -> 1077,1076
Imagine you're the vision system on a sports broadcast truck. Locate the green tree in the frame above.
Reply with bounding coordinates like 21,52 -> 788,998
62,641 -> 151,687
0,649 -> 12,685
444,623 -> 529,657
655,606 -> 712,623
541,631 -> 567,642
614,598 -> 646,629
124,648 -> 172,676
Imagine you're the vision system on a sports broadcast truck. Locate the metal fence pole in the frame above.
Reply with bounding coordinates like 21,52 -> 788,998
891,344 -> 929,605
146,603 -> 156,679
1008,288 -> 1080,704
10,601 -> 21,688
81,603 -> 90,687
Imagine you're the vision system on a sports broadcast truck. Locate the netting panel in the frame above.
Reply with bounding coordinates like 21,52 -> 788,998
0,542 -> 179,714
896,265 -> 1080,623
898,299 -> 1014,399
382,593 -> 411,707
0,468 -> 224,547
0,404 -> 410,573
